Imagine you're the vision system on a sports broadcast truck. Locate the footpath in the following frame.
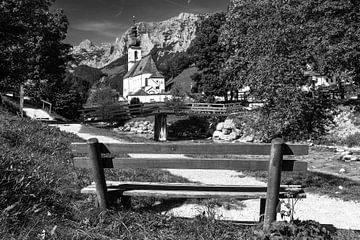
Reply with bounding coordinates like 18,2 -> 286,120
52,123 -> 360,230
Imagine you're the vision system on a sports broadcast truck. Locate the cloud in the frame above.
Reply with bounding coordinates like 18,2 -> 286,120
72,21 -> 126,38
115,0 -> 125,17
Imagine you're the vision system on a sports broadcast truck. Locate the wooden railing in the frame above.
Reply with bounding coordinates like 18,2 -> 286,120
80,102 -> 248,122
41,99 -> 52,114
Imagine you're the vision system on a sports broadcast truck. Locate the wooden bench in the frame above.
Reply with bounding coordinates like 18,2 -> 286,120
72,138 -> 308,229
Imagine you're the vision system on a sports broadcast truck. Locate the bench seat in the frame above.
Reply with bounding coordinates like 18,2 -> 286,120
81,181 -> 306,199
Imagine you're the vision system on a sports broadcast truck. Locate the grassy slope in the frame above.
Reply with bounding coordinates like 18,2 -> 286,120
0,108 -> 359,239
0,109 -> 249,239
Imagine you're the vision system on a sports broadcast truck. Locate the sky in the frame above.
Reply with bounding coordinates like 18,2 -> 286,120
52,0 -> 230,46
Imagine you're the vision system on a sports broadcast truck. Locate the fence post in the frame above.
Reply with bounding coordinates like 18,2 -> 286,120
88,138 -> 109,209
19,84 -> 24,118
263,138 -> 284,230
154,113 -> 167,141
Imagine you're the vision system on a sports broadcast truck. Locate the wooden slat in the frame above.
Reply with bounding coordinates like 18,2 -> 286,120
80,181 -> 303,193
81,185 -> 306,199
124,190 -> 268,199
73,157 -> 308,171
71,142 -> 309,156
122,190 -> 306,199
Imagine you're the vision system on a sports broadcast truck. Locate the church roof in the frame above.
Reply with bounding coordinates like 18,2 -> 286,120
129,89 -> 149,96
124,55 -> 164,79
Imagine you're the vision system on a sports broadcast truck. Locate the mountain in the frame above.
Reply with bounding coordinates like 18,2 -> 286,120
72,12 -> 200,69
72,13 -> 201,68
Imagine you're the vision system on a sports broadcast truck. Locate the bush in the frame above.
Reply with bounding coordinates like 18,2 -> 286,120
0,95 -> 20,115
130,97 -> 141,105
340,132 -> 360,147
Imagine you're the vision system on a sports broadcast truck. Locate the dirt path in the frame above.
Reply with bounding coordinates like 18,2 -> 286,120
53,123 -> 360,230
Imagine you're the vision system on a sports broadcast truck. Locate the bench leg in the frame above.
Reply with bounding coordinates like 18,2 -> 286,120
121,196 -> 132,210
259,198 -> 266,222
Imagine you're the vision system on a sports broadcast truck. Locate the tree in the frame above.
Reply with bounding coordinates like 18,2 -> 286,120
157,52 -> 192,80
188,12 -> 227,100
299,0 -> 360,91
220,0 -> 339,141
85,87 -> 119,107
0,0 -> 71,98
52,66 -> 106,119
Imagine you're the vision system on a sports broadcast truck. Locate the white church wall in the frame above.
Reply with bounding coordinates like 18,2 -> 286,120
147,77 -> 165,93
128,94 -> 172,103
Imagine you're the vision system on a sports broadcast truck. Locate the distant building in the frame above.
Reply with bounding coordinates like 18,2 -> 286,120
122,21 -> 171,103
304,70 -> 337,88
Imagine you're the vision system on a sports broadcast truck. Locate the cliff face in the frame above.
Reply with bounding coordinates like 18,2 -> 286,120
72,13 -> 200,68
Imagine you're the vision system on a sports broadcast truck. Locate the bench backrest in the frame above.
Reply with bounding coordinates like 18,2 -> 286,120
72,138 -> 308,172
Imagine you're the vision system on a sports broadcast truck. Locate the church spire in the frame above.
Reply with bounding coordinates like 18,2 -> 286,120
129,16 -> 140,47
127,16 -> 142,71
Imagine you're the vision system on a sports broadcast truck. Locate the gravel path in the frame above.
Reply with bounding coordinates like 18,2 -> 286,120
53,123 -> 360,230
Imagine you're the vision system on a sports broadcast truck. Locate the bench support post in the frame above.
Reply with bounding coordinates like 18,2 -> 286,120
259,198 -> 266,222
88,138 -> 109,209
154,113 -> 167,141
263,138 -> 284,230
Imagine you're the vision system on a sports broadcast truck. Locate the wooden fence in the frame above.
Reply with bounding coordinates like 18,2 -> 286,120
80,102 -> 248,122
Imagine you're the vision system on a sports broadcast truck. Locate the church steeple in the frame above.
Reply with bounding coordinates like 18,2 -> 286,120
128,16 -> 142,71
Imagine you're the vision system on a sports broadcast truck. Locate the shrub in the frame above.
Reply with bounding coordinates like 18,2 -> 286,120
130,97 -> 141,105
340,132 -> 360,147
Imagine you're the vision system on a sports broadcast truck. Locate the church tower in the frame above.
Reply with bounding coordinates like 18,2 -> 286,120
128,17 -> 142,71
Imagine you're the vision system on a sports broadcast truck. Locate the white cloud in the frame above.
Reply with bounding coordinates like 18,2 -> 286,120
72,21 -> 126,37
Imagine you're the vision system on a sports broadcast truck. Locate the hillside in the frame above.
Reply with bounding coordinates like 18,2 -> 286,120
0,109 -> 249,239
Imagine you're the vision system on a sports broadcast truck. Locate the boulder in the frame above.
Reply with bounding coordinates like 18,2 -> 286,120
216,122 -> 224,131
223,119 -> 236,129
221,132 -> 238,141
212,130 -> 223,140
222,128 -> 232,135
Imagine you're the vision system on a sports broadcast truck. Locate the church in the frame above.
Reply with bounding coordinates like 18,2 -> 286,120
122,23 -> 171,103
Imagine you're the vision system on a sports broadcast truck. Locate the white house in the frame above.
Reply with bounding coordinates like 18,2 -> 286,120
122,23 -> 170,103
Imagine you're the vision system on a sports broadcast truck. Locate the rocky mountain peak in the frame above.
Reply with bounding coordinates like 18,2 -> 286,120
78,39 -> 94,50
72,12 -> 201,68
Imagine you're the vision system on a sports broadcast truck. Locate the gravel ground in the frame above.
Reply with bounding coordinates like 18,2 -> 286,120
53,123 -> 360,230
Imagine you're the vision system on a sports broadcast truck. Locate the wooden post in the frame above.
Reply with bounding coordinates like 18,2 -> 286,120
259,198 -> 266,222
88,138 -> 109,209
263,138 -> 284,230
19,84 -> 24,118
154,113 -> 167,141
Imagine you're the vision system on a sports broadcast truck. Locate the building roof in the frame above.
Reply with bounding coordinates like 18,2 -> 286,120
124,55 -> 164,79
129,89 -> 149,96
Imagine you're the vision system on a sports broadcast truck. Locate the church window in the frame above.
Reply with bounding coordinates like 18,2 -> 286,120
134,51 -> 138,60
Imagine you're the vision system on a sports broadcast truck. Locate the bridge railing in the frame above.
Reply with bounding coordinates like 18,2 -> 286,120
80,102 -> 248,122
